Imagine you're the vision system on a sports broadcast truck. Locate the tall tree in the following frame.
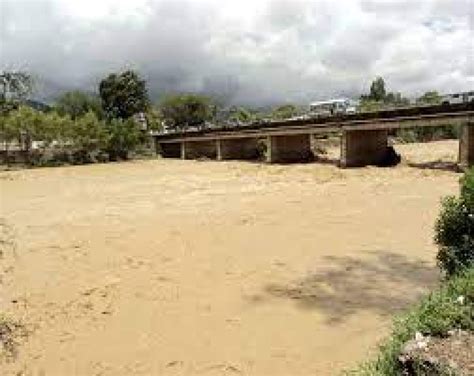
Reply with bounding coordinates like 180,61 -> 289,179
0,71 -> 33,101
368,76 -> 386,101
55,90 -> 103,120
359,76 -> 410,111
99,70 -> 149,120
0,71 -> 34,115
159,94 -> 216,130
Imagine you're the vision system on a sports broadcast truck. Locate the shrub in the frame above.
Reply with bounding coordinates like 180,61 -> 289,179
105,118 -> 142,160
435,168 -> 474,276
349,268 -> 474,375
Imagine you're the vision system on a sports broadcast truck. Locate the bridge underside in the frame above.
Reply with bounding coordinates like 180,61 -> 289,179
158,142 -> 181,158
217,138 -> 259,160
266,134 -> 313,163
181,140 -> 217,160
156,118 -> 474,169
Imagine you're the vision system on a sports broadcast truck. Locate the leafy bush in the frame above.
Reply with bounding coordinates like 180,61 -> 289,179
435,168 -> 474,276
0,106 -> 152,166
105,118 -> 142,160
349,268 -> 474,375
271,104 -> 299,120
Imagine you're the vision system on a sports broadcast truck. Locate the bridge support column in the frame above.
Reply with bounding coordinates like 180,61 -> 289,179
266,134 -> 312,163
341,129 -> 389,167
181,140 -> 217,160
157,142 -> 182,158
459,122 -> 474,169
217,138 -> 259,160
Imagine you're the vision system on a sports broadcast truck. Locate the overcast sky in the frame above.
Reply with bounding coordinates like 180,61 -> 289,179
1,0 -> 473,105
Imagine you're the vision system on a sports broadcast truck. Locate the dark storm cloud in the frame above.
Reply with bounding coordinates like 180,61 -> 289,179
0,0 -> 473,105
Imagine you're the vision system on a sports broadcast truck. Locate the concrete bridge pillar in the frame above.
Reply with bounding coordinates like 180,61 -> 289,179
459,122 -> 474,169
158,142 -> 182,158
181,140 -> 217,160
341,129 -> 389,167
266,134 -> 313,163
217,138 -> 259,160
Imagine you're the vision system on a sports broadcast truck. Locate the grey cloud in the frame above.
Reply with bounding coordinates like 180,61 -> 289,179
265,0 -> 311,30
0,0 -> 472,105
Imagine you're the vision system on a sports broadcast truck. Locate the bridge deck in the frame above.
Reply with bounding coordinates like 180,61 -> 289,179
153,103 -> 474,168
153,103 -> 473,143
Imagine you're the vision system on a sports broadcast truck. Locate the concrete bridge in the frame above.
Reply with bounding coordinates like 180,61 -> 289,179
153,103 -> 474,168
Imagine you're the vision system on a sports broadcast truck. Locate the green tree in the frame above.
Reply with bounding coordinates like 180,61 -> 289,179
228,106 -> 254,124
0,71 -> 34,116
6,106 -> 44,162
159,94 -> 216,130
368,76 -> 386,101
0,112 -> 18,164
55,90 -> 103,120
359,77 -> 410,111
105,118 -> 142,160
417,91 -> 441,105
271,104 -> 298,120
144,107 -> 163,131
69,111 -> 108,163
1,106 -> 61,164
42,111 -> 73,152
0,71 -> 33,102
99,70 -> 149,120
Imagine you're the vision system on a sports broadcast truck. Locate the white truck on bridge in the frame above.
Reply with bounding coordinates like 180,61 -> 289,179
441,91 -> 474,105
309,98 -> 357,116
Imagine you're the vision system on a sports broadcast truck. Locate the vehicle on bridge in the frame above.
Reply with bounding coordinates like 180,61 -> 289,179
441,91 -> 474,105
309,98 -> 357,116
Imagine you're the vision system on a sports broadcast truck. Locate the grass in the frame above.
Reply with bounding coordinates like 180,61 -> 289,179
347,267 -> 474,375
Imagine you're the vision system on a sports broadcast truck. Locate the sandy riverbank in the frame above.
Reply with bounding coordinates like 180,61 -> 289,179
0,140 -> 462,375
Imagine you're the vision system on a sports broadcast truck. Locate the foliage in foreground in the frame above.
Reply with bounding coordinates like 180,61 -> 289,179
348,268 -> 474,375
0,69 -> 155,167
0,106 -> 146,165
435,168 -> 474,276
